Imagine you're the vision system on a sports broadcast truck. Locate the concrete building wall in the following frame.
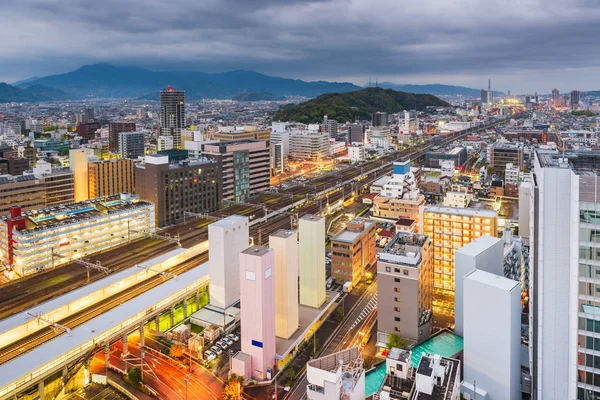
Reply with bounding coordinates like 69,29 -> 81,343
463,270 -> 521,400
454,235 -> 504,336
519,182 -> 532,239
239,246 -> 276,381
209,216 -> 250,310
299,215 -> 326,308
269,229 -> 299,339
69,149 -> 89,202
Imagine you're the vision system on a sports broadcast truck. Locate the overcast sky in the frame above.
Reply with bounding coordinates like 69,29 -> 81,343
2,0 -> 600,93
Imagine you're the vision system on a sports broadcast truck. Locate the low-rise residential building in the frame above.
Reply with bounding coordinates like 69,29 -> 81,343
376,349 -> 461,400
306,347 -> 365,400
442,187 -> 472,208
373,161 -> 425,224
505,162 -> 520,185
0,194 -> 155,277
348,144 -> 365,163
377,233 -> 433,343
290,130 -> 329,161
330,218 -> 376,285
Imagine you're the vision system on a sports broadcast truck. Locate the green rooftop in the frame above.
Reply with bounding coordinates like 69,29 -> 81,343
410,329 -> 463,367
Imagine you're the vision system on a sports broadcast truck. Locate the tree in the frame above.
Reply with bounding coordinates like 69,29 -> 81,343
169,343 -> 185,359
386,333 -> 408,350
222,373 -> 243,400
127,366 -> 143,387
285,368 -> 296,386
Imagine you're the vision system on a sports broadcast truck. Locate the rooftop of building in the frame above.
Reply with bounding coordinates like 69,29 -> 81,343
456,235 -> 502,257
241,245 -> 271,257
300,214 -> 323,222
409,329 -> 463,368
137,155 -> 215,169
422,205 -> 498,219
536,149 -> 600,174
2,194 -> 152,233
414,355 -> 460,400
466,269 -> 520,293
395,218 -> 415,226
270,229 -> 296,239
210,214 -> 249,229
388,347 -> 411,362
331,218 -> 375,243
491,141 -> 521,150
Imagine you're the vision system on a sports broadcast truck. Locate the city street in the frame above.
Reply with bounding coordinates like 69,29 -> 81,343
91,332 -> 223,400
284,280 -> 378,400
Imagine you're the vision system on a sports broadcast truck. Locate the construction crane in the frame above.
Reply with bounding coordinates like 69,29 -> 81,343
27,312 -> 71,335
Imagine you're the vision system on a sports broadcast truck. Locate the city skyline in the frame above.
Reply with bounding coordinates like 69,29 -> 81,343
2,0 -> 600,93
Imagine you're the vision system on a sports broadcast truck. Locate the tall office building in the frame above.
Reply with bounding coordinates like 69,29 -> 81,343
135,155 -> 222,227
322,115 -> 338,138
528,150 -> 600,400
419,206 -> 498,321
208,215 -> 249,311
348,124 -> 365,144
160,86 -> 185,149
377,232 -> 433,342
118,131 -> 145,159
202,140 -> 270,202
270,124 -> 289,175
552,88 -> 560,107
238,246 -> 276,381
462,270 -> 521,400
269,230 -> 299,339
299,214 -> 326,308
88,158 -> 135,199
571,90 -> 581,108
109,122 -> 137,152
84,107 -> 95,121
69,149 -> 89,202
371,112 -> 388,127
480,89 -> 488,102
453,235 -> 504,336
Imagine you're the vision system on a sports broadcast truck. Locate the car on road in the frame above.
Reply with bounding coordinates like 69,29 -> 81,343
211,345 -> 223,355
222,337 -> 234,346
227,333 -> 239,342
204,350 -> 216,362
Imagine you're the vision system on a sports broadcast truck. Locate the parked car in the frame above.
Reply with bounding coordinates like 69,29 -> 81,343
227,333 -> 240,342
216,340 -> 228,350
204,350 -> 216,362
222,337 -> 234,346
211,346 -> 223,355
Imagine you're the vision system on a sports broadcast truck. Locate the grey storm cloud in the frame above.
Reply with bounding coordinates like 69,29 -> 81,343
2,0 -> 600,92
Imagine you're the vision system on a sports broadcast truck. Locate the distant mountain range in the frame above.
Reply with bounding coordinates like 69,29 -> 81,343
275,87 -> 450,123
372,82 -> 505,97
231,91 -> 285,101
9,63 -> 361,101
1,63 -> 513,103
0,83 -> 68,102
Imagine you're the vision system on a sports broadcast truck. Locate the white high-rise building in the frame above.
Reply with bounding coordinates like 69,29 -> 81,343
462,270 -> 521,400
529,150 -> 600,400
269,229 -> 299,339
454,235 -> 504,336
299,214 -> 326,308
208,215 -> 249,310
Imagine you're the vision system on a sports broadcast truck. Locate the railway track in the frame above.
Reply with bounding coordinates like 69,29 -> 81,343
0,252 -> 209,366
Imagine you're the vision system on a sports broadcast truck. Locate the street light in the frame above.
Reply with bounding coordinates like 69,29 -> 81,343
184,374 -> 190,400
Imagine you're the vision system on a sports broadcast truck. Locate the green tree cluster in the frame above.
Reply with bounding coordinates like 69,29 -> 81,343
386,333 -> 408,349
274,87 -> 450,123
